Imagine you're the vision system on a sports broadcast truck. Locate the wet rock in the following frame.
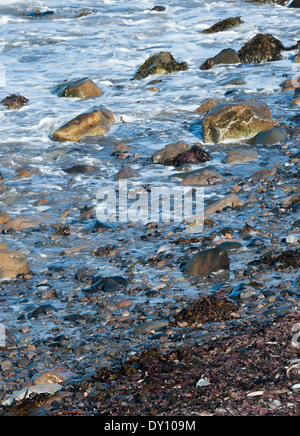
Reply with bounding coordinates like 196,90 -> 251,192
183,246 -> 230,277
250,249 -> 300,270
201,16 -> 244,34
217,240 -> 244,252
202,101 -> 274,143
228,283 -> 263,301
249,125 -> 287,145
200,48 -> 241,70
224,149 -> 259,164
194,98 -> 225,115
1,94 -> 29,109
180,169 -> 226,186
238,33 -> 285,63
290,0 -> 300,6
21,11 -> 54,18
25,366 -> 75,387
51,106 -> 115,142
0,251 -> 30,279
0,211 -> 10,225
114,166 -> 141,180
173,295 -> 238,326
132,320 -> 169,336
63,165 -> 99,174
151,141 -> 191,165
28,305 -> 55,320
134,51 -> 188,80
205,193 -> 244,213
54,78 -> 103,99
151,6 -> 166,11
2,216 -> 42,231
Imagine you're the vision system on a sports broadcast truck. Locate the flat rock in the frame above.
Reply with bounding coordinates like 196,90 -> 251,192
224,149 -> 259,164
205,193 -> 244,213
180,169 -> 226,186
132,320 -> 169,336
51,106 -> 115,142
0,251 -> 30,279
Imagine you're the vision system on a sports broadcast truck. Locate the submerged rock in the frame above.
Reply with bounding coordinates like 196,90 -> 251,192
238,33 -> 285,63
201,16 -> 244,34
183,246 -> 230,277
205,193 -> 244,213
200,48 -> 241,70
54,78 -> 103,99
0,250 -> 30,279
134,51 -> 188,79
51,106 -> 115,142
202,101 -> 274,143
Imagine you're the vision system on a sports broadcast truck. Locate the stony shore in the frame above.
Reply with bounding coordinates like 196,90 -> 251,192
0,0 -> 299,416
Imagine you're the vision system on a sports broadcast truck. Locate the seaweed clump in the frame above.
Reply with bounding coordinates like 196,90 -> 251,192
250,249 -> 300,270
202,17 -> 244,34
163,145 -> 211,167
172,295 -> 238,327
238,33 -> 285,63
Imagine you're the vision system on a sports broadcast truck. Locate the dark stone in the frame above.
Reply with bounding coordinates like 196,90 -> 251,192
28,305 -> 55,319
183,246 -> 230,277
202,16 -> 243,34
134,51 -> 188,80
164,145 -> 211,167
200,48 -> 241,70
151,6 -> 166,11
63,165 -> 99,174
238,33 -> 284,63
1,94 -> 29,110
290,0 -> 300,6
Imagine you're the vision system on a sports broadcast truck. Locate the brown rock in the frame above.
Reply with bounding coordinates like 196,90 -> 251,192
134,51 -> 188,79
2,216 -> 42,231
200,48 -> 240,70
205,193 -> 244,213
194,98 -> 225,115
114,166 -> 141,180
180,169 -> 226,186
51,106 -> 115,142
55,77 -> 103,99
183,246 -> 230,277
0,251 -> 30,279
151,141 -> 191,165
224,149 -> 259,164
0,211 -> 10,225
202,101 -> 274,143
63,165 -> 99,174
24,366 -> 76,387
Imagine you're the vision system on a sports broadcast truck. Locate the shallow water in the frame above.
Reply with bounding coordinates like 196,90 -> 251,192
0,0 -> 299,389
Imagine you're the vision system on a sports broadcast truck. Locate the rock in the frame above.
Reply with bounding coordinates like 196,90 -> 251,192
217,240 -> 244,252
183,246 -> 230,277
200,48 -> 241,70
134,51 -> 188,80
224,149 -> 259,164
132,319 -> 169,336
54,78 -> 103,99
151,141 -> 191,165
151,6 -> 166,11
194,98 -> 225,115
2,383 -> 62,406
114,166 -> 141,180
201,16 -> 243,34
63,165 -> 99,174
180,169 -> 226,186
290,0 -> 300,6
1,94 -> 29,109
205,193 -> 244,213
0,250 -> 30,279
238,33 -> 285,63
295,53 -> 300,63
25,366 -> 75,387
28,305 -> 55,319
51,106 -> 115,142
2,216 -> 42,231
21,10 -> 54,17
249,125 -> 287,145
0,211 -> 10,225
202,101 -> 274,143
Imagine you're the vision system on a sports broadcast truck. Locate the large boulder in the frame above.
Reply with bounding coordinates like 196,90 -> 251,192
183,246 -> 230,277
238,33 -> 284,63
51,106 -> 115,142
290,0 -> 300,6
54,78 -> 103,99
0,250 -> 30,279
134,51 -> 188,79
202,101 -> 274,143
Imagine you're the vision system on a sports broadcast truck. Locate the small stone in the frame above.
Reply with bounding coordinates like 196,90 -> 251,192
134,52 -> 188,80
1,94 -> 29,109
